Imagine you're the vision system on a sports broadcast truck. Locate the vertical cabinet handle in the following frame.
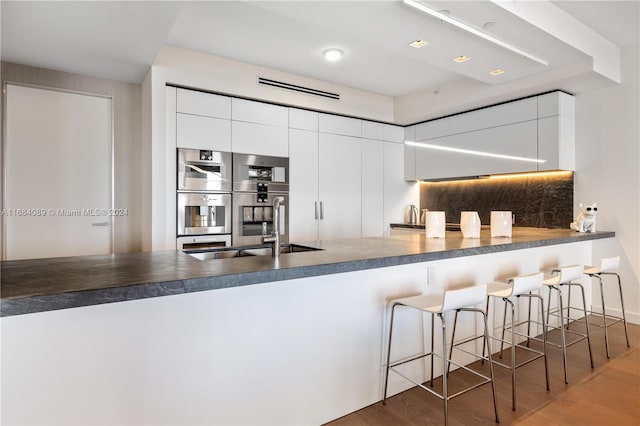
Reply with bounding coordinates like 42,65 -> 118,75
320,201 -> 324,220
314,201 -> 319,220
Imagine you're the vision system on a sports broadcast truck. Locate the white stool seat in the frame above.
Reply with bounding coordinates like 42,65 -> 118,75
395,285 -> 487,313
543,265 -> 583,286
584,256 -> 620,275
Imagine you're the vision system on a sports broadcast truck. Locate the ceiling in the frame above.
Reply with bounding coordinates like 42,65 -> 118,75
1,1 -> 638,101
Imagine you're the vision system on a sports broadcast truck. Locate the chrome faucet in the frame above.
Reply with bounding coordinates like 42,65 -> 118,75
261,196 -> 284,258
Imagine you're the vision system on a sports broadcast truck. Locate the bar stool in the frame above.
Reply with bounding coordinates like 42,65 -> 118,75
479,272 -> 549,411
383,285 -> 499,425
543,265 -> 594,384
583,256 -> 630,357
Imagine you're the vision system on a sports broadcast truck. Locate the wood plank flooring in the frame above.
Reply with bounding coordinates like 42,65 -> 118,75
326,318 -> 639,426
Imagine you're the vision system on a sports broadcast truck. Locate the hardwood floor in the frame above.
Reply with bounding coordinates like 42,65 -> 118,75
326,318 -> 640,426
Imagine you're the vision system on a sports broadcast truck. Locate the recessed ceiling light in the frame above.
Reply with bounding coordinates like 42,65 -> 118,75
323,48 -> 343,62
453,55 -> 470,63
409,39 -> 428,48
489,68 -> 505,76
403,0 -> 548,66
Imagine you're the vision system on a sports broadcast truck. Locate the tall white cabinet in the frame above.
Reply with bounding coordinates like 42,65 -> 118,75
289,109 -> 416,241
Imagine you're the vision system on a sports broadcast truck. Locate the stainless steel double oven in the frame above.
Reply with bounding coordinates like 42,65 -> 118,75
177,149 -> 289,249
177,148 -> 232,250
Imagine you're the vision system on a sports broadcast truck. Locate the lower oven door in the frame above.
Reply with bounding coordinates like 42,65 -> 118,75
177,234 -> 231,251
177,192 -> 232,236
232,192 -> 289,246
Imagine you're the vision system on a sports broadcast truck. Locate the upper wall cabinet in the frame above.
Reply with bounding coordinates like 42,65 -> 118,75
177,88 -> 231,119
319,113 -> 362,137
405,91 -> 575,181
231,98 -> 289,156
537,92 -> 575,171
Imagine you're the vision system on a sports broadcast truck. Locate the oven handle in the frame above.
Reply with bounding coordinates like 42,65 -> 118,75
186,163 -> 222,176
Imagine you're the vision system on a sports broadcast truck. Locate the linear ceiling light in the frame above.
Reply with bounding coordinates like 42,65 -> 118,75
405,140 -> 546,163
402,0 -> 549,66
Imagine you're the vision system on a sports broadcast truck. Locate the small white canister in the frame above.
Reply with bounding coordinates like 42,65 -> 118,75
460,211 -> 481,238
491,211 -> 513,237
425,211 -> 446,238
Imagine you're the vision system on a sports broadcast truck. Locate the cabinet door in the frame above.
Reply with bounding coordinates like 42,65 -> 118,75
231,121 -> 288,157
176,113 -> 231,151
289,129 -> 319,241
318,133 -> 362,240
176,88 -> 231,119
232,98 -> 288,127
318,113 -> 362,137
289,108 -> 318,131
415,120 -> 538,179
361,139 -> 384,237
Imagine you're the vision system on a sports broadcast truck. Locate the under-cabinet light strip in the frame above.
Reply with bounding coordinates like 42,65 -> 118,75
405,140 -> 547,163
402,0 -> 549,66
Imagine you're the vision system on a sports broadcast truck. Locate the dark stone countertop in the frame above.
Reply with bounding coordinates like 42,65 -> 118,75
1,228 -> 614,317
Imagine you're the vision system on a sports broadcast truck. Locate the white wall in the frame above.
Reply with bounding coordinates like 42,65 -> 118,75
574,43 -> 640,323
142,45 -> 394,250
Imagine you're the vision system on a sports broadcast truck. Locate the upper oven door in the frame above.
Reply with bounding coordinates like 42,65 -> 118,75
232,153 -> 289,192
178,148 -> 232,192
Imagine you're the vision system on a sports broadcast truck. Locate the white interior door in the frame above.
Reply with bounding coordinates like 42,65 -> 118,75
4,84 -> 112,260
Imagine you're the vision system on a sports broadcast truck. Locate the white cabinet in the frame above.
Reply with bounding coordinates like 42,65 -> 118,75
231,121 -> 288,157
176,88 -> 231,119
383,124 -> 405,143
361,138 -> 384,237
537,92 -> 575,171
176,113 -> 232,151
231,98 -> 289,156
289,108 -> 318,131
319,133 -> 362,240
232,98 -> 288,127
407,92 -> 574,180
414,120 -> 538,179
319,113 -> 362,137
289,130 -> 363,241
289,129 -> 319,242
362,121 -> 383,140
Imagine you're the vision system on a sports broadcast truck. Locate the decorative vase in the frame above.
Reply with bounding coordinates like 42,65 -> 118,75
460,211 -> 481,239
491,211 -> 513,238
425,211 -> 446,238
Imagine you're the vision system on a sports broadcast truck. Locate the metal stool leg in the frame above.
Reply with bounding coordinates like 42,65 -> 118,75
535,293 -> 551,391
440,313 -> 449,426
556,286 -> 569,384
481,309 -> 500,424
382,303 -> 398,404
575,283 -> 594,368
447,310 -> 459,377
430,313 -> 435,387
506,298 -> 516,410
597,276 -> 611,358
613,273 -> 631,348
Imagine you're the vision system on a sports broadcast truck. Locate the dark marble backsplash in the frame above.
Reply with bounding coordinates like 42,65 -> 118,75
420,171 -> 574,229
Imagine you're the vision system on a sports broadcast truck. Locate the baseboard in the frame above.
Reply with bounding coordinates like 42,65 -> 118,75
590,304 -> 640,325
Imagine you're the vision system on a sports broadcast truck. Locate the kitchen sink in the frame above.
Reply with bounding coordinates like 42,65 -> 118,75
186,243 -> 321,260
241,243 -> 322,256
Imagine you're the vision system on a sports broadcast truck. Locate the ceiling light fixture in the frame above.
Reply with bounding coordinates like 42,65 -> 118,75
405,141 -> 546,163
409,39 -> 428,48
453,55 -> 470,63
489,68 -> 505,75
402,0 -> 548,66
323,48 -> 343,62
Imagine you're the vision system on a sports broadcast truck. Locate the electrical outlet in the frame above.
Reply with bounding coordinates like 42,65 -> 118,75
427,266 -> 436,285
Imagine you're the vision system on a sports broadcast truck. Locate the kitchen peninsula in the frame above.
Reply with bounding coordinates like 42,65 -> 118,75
1,228 -> 614,425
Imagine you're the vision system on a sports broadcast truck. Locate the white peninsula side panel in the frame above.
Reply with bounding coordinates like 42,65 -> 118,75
1,242 -> 592,425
